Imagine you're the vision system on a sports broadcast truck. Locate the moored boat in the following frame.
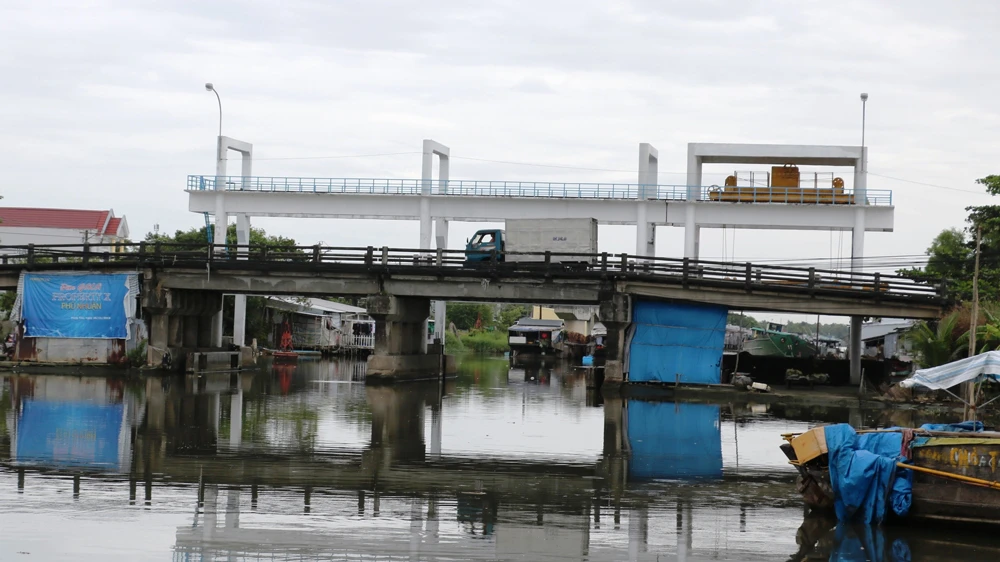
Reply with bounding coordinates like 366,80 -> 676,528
742,325 -> 818,358
781,351 -> 1000,526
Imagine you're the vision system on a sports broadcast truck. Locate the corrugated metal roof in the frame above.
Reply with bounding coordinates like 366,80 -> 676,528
266,297 -> 367,315
0,207 -> 124,235
861,321 -> 914,342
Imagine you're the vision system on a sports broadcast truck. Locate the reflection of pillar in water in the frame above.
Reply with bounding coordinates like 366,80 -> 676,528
676,500 -> 692,561
430,405 -> 442,460
203,485 -> 218,541
425,497 -> 439,548
229,386 -> 243,449
225,487 -> 240,529
367,385 -> 434,463
409,497 -> 423,561
627,504 -> 649,561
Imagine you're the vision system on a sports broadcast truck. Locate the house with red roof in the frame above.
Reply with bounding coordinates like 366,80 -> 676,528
0,207 -> 129,250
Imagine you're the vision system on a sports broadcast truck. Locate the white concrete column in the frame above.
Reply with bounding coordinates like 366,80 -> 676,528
233,214 -> 251,347
851,207 -> 866,274
213,135 -> 228,247
635,203 -> 647,257
211,299 -> 224,348
419,198 -> 432,251
685,144 -> 702,201
683,204 -> 698,258
434,219 -> 449,342
853,147 -> 867,204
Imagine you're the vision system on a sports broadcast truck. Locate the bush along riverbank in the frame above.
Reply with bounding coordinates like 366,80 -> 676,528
445,330 -> 508,355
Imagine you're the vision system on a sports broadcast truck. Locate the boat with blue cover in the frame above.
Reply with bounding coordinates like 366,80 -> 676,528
781,352 -> 1000,526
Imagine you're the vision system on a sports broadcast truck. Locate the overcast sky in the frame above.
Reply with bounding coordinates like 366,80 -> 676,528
4,1 -> 999,321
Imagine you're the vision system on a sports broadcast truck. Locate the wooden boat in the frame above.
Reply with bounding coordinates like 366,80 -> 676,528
782,351 -> 1000,526
782,427 -> 1000,526
272,350 -> 298,361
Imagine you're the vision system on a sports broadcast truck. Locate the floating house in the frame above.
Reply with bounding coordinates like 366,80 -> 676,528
507,318 -> 564,356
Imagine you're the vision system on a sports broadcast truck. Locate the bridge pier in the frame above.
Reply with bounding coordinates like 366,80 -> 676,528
599,293 -> 632,386
366,295 -> 456,381
143,284 -> 238,372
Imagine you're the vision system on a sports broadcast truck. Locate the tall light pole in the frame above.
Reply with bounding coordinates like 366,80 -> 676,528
205,83 -> 222,138
860,92 -> 868,171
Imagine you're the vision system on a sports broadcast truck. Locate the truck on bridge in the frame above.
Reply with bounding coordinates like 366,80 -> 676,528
464,218 -> 598,264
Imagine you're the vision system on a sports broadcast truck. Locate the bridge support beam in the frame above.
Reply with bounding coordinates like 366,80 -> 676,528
636,143 -> 658,258
143,285 -> 234,372
366,295 -> 456,381
849,316 -> 863,386
599,293 -> 632,386
233,214 -> 251,347
423,139 -> 450,347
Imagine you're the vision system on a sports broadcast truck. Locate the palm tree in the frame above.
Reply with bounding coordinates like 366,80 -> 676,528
907,312 -> 968,368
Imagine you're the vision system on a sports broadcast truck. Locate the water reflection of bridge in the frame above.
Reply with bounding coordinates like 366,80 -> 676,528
0,367 -> 846,560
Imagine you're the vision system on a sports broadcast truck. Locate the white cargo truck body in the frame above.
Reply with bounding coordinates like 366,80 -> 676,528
504,218 -> 598,263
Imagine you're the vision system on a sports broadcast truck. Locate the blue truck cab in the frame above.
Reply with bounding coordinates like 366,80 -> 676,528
465,228 -> 505,262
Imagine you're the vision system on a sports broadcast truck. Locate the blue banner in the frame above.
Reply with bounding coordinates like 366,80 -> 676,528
22,273 -> 131,338
15,400 -> 125,469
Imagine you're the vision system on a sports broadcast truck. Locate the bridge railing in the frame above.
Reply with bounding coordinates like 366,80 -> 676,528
0,243 -> 943,303
186,176 -> 893,206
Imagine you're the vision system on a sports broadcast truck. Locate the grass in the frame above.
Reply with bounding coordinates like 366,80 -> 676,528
445,331 -> 466,352
460,330 -> 509,354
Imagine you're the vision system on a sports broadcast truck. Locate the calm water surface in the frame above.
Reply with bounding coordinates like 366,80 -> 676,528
2,356 -> 999,561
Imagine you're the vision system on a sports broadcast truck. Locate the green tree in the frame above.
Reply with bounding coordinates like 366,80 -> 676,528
498,304 -> 528,328
144,224 -> 304,344
907,312 -> 968,368
446,303 -> 496,331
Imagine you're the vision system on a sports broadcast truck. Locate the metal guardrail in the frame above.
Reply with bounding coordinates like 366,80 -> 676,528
0,243 -> 942,303
186,176 -> 893,206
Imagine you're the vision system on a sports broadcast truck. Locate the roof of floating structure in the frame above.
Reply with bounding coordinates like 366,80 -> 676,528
265,297 -> 367,317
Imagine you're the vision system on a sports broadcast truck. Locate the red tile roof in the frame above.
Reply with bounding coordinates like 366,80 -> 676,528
0,207 -> 122,235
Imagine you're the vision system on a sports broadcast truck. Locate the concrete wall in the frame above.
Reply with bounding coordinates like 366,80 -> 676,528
15,336 -> 128,364
0,226 -> 126,250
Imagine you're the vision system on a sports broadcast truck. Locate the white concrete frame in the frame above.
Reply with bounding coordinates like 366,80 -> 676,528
213,136 -> 253,347
421,140 -> 450,344
636,143 -> 658,258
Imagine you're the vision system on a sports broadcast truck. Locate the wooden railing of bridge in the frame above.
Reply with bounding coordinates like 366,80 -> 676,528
0,243 -> 945,305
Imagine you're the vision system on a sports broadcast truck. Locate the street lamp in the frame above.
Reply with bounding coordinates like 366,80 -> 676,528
860,92 -> 868,171
205,82 -> 222,138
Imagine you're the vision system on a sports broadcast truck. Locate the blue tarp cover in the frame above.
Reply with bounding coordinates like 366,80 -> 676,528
628,301 -> 727,384
627,401 -> 722,480
824,424 -> 911,524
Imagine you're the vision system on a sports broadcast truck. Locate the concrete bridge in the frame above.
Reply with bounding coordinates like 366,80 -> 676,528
0,242 -> 944,381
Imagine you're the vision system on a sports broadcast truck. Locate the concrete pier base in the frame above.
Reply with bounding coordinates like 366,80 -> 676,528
367,354 -> 457,382
365,294 -> 456,381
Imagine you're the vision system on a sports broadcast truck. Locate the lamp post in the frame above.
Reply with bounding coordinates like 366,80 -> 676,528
205,83 -> 222,138
860,92 -> 868,172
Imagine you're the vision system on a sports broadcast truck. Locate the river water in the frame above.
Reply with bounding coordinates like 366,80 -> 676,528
1,356 -> 998,561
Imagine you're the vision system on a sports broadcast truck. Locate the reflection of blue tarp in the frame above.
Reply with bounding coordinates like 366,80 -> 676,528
627,401 -> 722,480
22,273 -> 132,338
829,523 -> 911,562
15,400 -> 124,469
825,424 -> 911,524
628,301 -> 726,384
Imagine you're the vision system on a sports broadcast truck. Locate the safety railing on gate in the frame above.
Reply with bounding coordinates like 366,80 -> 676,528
186,176 -> 893,206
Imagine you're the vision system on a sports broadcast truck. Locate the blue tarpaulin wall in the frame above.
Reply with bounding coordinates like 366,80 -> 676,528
15,400 -> 125,469
627,401 -> 722,480
628,301 -> 727,384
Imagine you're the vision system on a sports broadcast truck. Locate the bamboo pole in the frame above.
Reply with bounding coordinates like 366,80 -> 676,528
899,462 -> 1000,491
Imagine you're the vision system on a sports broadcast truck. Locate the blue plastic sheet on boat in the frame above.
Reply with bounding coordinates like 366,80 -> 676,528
824,424 -> 911,524
912,421 -> 983,447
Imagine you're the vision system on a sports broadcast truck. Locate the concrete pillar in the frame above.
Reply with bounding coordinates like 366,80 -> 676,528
233,214 -> 251,347
683,204 -> 698,259
419,198 -> 432,250
685,144 -> 702,201
167,316 -> 183,348
366,295 -> 456,380
599,293 -> 631,385
213,136 -> 228,247
850,316 -> 863,386
198,314 -> 214,348
637,144 -> 658,259
147,313 -> 169,367
853,147 -> 867,203
849,206 -> 866,385
210,300 -> 224,348
433,219 -> 449,344
183,316 -> 199,348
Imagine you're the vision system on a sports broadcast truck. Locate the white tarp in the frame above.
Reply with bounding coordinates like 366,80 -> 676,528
900,351 -> 1000,390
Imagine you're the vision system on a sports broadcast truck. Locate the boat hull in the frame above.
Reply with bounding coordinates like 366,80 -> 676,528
791,435 -> 1000,527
